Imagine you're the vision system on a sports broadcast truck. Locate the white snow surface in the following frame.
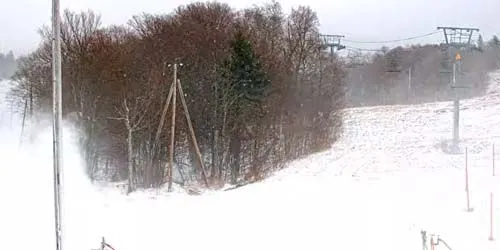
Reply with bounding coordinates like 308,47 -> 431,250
1,71 -> 500,250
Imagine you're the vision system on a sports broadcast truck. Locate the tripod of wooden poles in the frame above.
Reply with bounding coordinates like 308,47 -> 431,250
158,63 -> 208,191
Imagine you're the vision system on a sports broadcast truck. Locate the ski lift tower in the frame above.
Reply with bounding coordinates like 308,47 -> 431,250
319,34 -> 345,61
437,26 -> 479,153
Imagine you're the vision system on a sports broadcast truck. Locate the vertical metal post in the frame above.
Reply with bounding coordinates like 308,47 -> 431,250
452,62 -> 459,151
421,230 -> 428,250
465,147 -> 471,212
437,27 -> 479,153
408,65 -> 412,91
489,192 -> 494,241
408,65 -> 412,101
493,144 -> 496,176
52,0 -> 64,249
330,46 -> 334,63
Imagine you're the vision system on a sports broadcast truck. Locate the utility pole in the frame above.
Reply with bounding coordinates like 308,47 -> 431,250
164,63 -> 209,191
437,26 -> 479,152
167,63 -> 177,192
52,0 -> 64,249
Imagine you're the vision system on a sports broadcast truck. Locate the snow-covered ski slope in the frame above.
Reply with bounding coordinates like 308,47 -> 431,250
1,70 -> 500,250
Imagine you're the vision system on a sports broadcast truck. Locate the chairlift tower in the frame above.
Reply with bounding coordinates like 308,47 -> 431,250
316,34 -> 345,86
319,34 -> 345,60
437,26 -> 479,153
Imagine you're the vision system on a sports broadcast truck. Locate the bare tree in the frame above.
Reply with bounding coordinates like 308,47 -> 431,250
9,2 -> 348,191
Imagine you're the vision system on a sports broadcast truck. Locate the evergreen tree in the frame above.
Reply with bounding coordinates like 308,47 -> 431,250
226,30 -> 270,105
221,30 -> 270,184
477,34 -> 484,51
0,51 -> 17,79
489,35 -> 500,48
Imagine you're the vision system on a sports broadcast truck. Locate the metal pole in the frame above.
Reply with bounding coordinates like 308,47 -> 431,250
465,146 -> 468,193
452,62 -> 459,151
408,65 -> 412,101
52,0 -> 64,249
437,27 -> 479,153
408,65 -> 412,91
489,192 -> 494,241
330,46 -> 334,62
493,144 -> 495,176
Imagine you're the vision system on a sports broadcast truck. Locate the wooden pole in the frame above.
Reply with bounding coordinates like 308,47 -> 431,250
148,65 -> 174,185
153,82 -> 174,150
149,82 -> 174,184
167,64 -> 177,192
177,79 -> 209,187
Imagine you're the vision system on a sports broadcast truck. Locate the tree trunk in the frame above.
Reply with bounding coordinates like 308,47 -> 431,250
126,122 -> 134,194
230,129 -> 241,185
211,130 -> 217,180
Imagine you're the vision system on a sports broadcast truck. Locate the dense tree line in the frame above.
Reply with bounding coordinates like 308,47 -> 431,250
0,51 -> 17,79
345,35 -> 500,107
9,1 -> 346,192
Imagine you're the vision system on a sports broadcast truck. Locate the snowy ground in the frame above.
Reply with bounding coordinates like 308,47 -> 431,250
1,71 -> 500,250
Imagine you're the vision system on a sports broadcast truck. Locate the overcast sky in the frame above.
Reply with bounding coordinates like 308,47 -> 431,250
1,0 -> 499,56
